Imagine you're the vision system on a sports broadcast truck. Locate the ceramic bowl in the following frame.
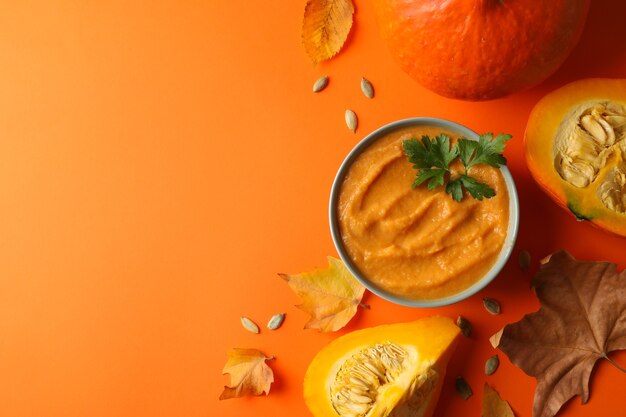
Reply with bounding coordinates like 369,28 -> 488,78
329,117 -> 519,307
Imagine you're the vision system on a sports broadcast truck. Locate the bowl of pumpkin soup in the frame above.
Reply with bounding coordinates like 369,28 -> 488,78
329,118 -> 519,307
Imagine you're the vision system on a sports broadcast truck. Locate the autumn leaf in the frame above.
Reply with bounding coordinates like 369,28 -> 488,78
280,257 -> 367,332
483,384 -> 515,417
219,348 -> 274,400
491,250 -> 626,417
302,0 -> 354,64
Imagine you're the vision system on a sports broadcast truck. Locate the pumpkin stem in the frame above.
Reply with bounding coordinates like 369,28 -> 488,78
602,353 -> 626,373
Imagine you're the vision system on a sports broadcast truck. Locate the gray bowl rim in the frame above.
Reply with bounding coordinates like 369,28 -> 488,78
329,117 -> 520,308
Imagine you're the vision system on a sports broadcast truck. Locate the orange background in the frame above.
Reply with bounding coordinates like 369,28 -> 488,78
0,1 -> 625,416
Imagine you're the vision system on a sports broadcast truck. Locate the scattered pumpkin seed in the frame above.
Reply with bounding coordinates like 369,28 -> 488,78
345,109 -> 358,133
483,298 -> 501,315
456,315 -> 472,337
455,376 -> 473,400
267,313 -> 285,330
519,250 -> 531,271
360,77 -> 374,98
240,316 -> 259,334
313,75 -> 329,92
485,354 -> 500,376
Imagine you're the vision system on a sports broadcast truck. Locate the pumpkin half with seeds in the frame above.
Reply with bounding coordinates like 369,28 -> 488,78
303,316 -> 460,417
525,78 -> 626,237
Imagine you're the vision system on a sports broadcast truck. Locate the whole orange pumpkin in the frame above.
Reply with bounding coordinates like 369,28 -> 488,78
373,0 -> 591,100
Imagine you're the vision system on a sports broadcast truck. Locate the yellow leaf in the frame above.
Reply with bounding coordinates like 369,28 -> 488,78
219,348 -> 274,400
302,0 -> 354,64
483,384 -> 515,417
280,257 -> 367,332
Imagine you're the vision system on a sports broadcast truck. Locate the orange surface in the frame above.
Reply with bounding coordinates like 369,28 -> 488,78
0,2 -> 625,417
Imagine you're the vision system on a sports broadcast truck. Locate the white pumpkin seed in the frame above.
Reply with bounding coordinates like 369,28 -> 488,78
360,77 -> 374,98
267,313 -> 285,330
313,75 -> 329,92
345,109 -> 358,133
240,316 -> 259,334
485,354 -> 500,376
456,315 -> 472,337
483,298 -> 501,315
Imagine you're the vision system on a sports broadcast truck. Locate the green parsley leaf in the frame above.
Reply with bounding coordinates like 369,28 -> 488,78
445,178 -> 464,202
459,175 -> 495,200
413,168 -> 446,190
432,134 -> 459,168
457,138 -> 478,170
403,138 -> 433,169
403,135 -> 458,170
467,133 -> 511,169
402,132 -> 509,202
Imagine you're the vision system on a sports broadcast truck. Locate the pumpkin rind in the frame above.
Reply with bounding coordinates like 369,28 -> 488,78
372,0 -> 590,100
303,316 -> 460,417
524,78 -> 626,237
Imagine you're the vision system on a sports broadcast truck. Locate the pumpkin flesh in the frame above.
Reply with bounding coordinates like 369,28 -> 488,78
372,0 -> 590,100
525,78 -> 626,237
303,316 -> 460,417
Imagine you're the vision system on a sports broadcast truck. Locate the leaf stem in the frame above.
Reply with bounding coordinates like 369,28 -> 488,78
602,353 -> 626,373
358,302 -> 370,310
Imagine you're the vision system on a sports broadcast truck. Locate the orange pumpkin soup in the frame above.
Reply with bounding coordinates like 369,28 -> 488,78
338,126 -> 509,300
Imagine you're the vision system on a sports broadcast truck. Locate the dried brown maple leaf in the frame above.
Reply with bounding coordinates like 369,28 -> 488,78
302,0 -> 354,64
491,250 -> 626,417
483,384 -> 515,417
219,348 -> 274,400
280,257 -> 367,332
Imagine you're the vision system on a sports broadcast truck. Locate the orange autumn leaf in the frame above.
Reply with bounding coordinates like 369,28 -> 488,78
483,384 -> 515,417
302,0 -> 354,64
219,348 -> 274,400
280,257 -> 367,332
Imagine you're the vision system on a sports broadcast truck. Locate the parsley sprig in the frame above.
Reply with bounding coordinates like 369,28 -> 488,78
402,133 -> 511,202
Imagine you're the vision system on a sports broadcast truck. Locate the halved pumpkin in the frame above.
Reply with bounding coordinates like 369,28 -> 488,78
525,78 -> 626,237
303,316 -> 460,417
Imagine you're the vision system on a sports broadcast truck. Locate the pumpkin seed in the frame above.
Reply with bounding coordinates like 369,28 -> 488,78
345,109 -> 358,133
313,75 -> 329,92
456,315 -> 472,337
485,354 -> 500,376
519,250 -> 531,271
455,376 -> 472,400
483,297 -> 501,315
267,313 -> 285,330
240,316 -> 259,334
360,77 -> 374,98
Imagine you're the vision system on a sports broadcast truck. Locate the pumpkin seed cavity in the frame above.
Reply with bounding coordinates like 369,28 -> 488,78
330,342 -> 437,417
553,101 -> 626,212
